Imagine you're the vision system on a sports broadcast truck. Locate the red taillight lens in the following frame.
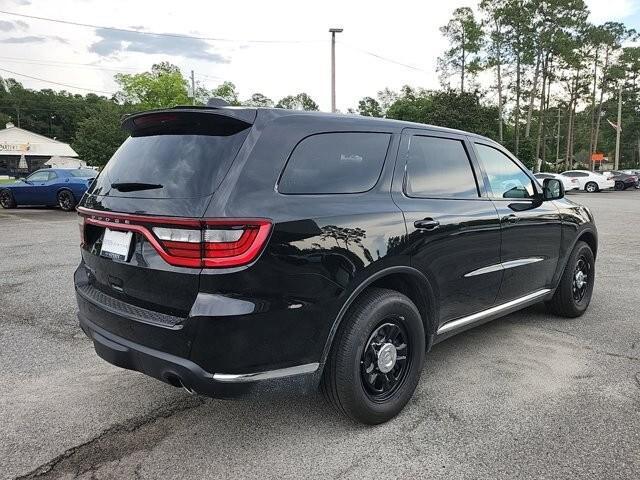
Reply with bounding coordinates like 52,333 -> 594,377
78,215 -> 85,246
78,208 -> 272,269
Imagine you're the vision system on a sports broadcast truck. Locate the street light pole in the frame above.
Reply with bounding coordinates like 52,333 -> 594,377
329,28 -> 343,113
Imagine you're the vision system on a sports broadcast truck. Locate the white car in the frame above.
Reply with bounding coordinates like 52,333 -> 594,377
560,170 -> 615,193
534,172 -> 580,191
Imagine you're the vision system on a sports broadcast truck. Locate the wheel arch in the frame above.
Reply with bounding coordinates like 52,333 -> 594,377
576,229 -> 597,259
318,266 -> 437,373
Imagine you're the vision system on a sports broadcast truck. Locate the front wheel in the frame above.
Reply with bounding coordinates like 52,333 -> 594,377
0,189 -> 16,209
57,190 -> 76,211
614,181 -> 624,191
585,182 -> 599,193
546,241 -> 595,318
321,288 -> 425,424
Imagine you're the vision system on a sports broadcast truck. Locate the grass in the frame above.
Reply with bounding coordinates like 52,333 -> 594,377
0,178 -> 17,185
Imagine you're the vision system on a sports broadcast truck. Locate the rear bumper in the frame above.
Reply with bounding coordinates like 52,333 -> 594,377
79,313 -> 320,398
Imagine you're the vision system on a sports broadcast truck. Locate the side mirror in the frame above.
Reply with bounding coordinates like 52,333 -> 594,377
543,178 -> 564,200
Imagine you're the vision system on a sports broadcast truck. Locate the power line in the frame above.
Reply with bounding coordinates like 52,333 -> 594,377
0,56 -> 139,74
339,42 -> 428,73
0,10 -> 323,44
0,67 -> 114,95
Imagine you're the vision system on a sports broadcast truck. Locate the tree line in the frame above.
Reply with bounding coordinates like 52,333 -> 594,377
1,0 -> 639,170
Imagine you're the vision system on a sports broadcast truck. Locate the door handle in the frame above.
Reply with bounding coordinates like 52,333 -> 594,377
503,214 -> 519,223
414,218 -> 440,231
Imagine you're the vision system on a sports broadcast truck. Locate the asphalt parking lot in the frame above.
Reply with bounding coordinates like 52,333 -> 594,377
1,191 -> 638,480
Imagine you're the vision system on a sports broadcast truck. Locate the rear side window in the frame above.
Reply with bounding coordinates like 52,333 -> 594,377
69,169 -> 97,178
405,136 -> 479,198
278,132 -> 391,194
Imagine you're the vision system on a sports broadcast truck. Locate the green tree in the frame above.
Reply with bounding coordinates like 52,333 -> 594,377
114,62 -> 190,108
72,104 -> 129,167
243,92 -> 274,107
276,93 -> 319,111
438,7 -> 484,93
386,88 -> 500,140
211,81 -> 241,105
357,97 -> 382,117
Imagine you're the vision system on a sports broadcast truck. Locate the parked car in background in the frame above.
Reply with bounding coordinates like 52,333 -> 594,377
0,168 -> 96,211
534,172 -> 579,191
620,169 -> 640,188
74,105 -> 598,424
604,170 -> 639,190
561,170 -> 615,193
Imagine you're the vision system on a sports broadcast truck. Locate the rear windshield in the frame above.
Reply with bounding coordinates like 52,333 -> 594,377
91,130 -> 249,198
69,169 -> 97,177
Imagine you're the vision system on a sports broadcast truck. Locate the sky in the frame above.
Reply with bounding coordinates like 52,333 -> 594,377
0,0 -> 639,112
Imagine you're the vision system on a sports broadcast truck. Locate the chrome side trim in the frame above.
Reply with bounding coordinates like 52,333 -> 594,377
501,257 -> 545,270
436,289 -> 551,335
213,362 -> 319,383
463,263 -> 503,277
464,257 -> 544,278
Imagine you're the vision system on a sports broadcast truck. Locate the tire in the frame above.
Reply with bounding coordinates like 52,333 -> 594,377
0,189 -> 16,209
546,241 -> 595,318
57,190 -> 76,211
321,287 -> 426,424
585,182 -> 598,193
614,181 -> 624,191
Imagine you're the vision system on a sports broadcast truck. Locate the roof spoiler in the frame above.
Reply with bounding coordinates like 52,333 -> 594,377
121,106 -> 256,136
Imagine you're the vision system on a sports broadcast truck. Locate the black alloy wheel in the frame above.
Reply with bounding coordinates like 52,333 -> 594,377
0,189 -> 16,209
321,287 -> 425,424
360,320 -> 411,401
58,190 -> 76,211
572,255 -> 591,302
546,241 -> 595,317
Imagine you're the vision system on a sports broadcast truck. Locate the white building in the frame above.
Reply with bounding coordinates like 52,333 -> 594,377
0,123 -> 79,176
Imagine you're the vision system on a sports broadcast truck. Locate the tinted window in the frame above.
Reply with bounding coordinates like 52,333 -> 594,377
278,132 -> 390,194
48,171 -> 58,180
69,169 -> 97,178
535,174 -> 552,179
92,131 -> 249,198
26,171 -> 49,182
475,144 -> 534,199
405,136 -> 478,198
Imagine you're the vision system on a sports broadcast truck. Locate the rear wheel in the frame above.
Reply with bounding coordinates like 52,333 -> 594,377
546,241 -> 595,318
615,181 -> 624,191
585,182 -> 598,193
57,190 -> 76,211
0,189 -> 16,209
321,287 -> 425,424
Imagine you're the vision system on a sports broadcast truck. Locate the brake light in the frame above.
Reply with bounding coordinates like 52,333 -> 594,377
77,207 -> 272,268
78,215 -> 85,246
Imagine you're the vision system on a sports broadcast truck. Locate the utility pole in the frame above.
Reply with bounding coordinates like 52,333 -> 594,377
190,70 -> 196,106
614,82 -> 622,170
329,28 -> 343,113
556,106 -> 561,167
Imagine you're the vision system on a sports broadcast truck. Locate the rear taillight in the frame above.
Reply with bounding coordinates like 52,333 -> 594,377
78,215 -> 85,246
77,208 -> 272,268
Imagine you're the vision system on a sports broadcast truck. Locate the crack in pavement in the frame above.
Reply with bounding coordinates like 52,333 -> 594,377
13,396 -> 206,480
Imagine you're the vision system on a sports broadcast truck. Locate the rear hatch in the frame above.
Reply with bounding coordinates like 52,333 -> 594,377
78,108 -> 255,321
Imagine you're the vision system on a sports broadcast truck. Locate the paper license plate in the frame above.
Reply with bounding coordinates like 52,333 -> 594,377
100,229 -> 133,261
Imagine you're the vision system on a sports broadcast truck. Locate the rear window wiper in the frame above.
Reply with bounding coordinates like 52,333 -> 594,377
110,182 -> 163,192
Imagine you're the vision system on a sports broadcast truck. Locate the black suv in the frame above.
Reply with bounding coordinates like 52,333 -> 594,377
75,106 -> 597,424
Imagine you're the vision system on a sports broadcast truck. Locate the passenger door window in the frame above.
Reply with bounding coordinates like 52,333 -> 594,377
474,144 -> 534,199
405,136 -> 479,198
26,171 -> 50,183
